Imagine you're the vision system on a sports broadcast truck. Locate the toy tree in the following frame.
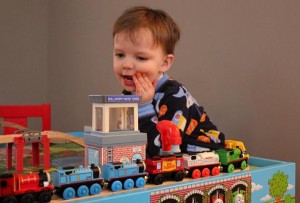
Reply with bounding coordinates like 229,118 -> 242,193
268,170 -> 288,202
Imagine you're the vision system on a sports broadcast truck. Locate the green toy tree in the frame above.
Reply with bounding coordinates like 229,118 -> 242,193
268,170 -> 288,202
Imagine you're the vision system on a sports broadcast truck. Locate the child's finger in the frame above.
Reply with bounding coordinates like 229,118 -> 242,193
141,73 -> 153,88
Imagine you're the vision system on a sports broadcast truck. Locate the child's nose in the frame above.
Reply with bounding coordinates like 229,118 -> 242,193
122,59 -> 134,69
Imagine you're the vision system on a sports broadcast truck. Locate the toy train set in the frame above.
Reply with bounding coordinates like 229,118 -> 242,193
0,95 -> 250,203
0,139 -> 249,202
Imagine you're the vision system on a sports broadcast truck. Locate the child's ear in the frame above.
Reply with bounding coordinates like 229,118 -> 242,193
160,54 -> 175,73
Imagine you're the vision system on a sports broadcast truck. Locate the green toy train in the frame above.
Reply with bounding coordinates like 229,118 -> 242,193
216,140 -> 250,173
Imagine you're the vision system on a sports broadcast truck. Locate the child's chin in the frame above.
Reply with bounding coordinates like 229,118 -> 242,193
124,87 -> 135,92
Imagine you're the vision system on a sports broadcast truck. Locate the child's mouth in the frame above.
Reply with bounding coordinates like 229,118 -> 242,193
123,75 -> 135,87
124,75 -> 133,81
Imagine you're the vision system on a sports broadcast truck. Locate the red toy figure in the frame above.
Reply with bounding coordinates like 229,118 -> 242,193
156,120 -> 182,154
145,120 -> 185,185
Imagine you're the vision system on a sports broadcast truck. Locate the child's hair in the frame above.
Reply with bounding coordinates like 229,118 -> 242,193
113,6 -> 180,55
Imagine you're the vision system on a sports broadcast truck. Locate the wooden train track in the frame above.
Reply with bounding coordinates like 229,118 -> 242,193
0,121 -> 84,147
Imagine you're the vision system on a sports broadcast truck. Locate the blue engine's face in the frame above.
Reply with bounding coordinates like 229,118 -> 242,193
51,170 -> 61,187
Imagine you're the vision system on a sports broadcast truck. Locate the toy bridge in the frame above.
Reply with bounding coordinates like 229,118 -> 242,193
0,130 -> 84,173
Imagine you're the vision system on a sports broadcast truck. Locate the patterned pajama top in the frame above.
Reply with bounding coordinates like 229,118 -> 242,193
123,74 -> 225,158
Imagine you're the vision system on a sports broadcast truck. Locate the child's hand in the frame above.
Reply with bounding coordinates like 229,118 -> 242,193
133,72 -> 157,104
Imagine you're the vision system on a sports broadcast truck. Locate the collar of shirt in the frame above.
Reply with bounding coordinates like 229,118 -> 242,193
156,73 -> 169,91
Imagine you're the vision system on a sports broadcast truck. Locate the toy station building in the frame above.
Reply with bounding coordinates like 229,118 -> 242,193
84,95 -> 147,167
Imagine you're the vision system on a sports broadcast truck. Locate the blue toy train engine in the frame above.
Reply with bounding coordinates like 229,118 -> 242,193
51,164 -> 103,200
102,159 -> 148,192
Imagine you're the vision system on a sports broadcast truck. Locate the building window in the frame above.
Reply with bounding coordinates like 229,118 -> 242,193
109,107 -> 134,132
95,107 -> 103,131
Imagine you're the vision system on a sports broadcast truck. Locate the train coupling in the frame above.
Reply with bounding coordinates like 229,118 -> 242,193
103,181 -> 109,188
144,175 -> 149,181
184,169 -> 189,176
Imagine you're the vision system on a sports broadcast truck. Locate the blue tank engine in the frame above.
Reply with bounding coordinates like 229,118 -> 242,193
102,159 -> 148,192
51,164 -> 103,200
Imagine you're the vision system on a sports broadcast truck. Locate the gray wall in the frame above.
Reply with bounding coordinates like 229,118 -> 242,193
1,0 -> 299,199
0,0 -> 48,104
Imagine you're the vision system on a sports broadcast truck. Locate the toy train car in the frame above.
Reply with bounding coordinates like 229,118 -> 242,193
145,154 -> 185,185
215,140 -> 249,173
102,159 -> 148,192
51,164 -> 103,200
0,170 -> 54,203
182,151 -> 221,179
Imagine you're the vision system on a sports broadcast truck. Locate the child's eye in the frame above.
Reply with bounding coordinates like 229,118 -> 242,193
137,56 -> 147,61
115,53 -> 124,58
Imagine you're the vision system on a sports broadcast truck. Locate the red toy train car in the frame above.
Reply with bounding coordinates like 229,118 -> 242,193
145,154 -> 185,185
0,170 -> 54,203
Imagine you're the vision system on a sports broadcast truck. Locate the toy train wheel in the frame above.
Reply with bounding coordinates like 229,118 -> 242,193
77,185 -> 89,198
227,164 -> 235,173
3,196 -> 17,203
153,174 -> 164,185
38,190 -> 53,203
63,187 -> 76,200
201,168 -> 210,177
211,166 -> 220,176
90,183 -> 102,195
111,180 -> 122,192
174,171 -> 185,182
240,160 -> 247,170
21,193 -> 34,203
191,169 -> 201,179
124,179 -> 134,190
135,177 -> 146,188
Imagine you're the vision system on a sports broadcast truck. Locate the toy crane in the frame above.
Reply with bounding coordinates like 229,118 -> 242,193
156,120 -> 182,155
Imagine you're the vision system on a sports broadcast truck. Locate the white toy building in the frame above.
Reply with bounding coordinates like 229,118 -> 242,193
84,95 -> 147,167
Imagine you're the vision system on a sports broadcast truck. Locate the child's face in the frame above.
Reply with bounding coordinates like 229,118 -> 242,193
113,28 -> 171,92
